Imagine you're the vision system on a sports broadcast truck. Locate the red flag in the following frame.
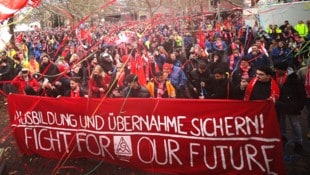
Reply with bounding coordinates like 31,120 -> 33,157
80,28 -> 91,43
0,0 -> 41,21
29,0 -> 41,7
197,29 -> 205,49
15,32 -> 23,44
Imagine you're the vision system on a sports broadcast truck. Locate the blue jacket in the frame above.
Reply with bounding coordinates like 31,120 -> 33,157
271,47 -> 293,66
246,52 -> 270,69
168,66 -> 187,89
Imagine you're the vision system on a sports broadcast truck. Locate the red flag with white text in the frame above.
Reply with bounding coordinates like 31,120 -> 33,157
8,94 -> 285,175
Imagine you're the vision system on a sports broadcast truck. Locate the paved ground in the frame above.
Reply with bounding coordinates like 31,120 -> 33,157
0,95 -> 310,175
283,108 -> 310,175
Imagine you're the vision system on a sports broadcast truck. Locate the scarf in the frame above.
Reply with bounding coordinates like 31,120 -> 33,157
244,77 -> 280,101
157,82 -> 164,98
229,55 -> 235,70
229,54 -> 240,70
305,66 -> 310,98
70,86 -> 81,97
240,65 -> 250,79
231,43 -> 244,55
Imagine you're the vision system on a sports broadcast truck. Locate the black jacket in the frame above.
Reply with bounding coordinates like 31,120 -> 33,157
276,70 -> 306,115
188,69 -> 212,98
121,85 -> 150,98
208,78 -> 233,99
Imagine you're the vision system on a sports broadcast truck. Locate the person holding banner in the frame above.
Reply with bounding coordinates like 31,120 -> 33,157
188,62 -> 212,99
64,77 -> 88,98
146,71 -> 175,98
120,74 -> 150,98
39,53 -> 60,82
208,68 -> 233,99
108,62 -> 130,98
244,66 -> 280,102
88,65 -> 111,98
162,63 -> 187,98
11,68 -> 40,96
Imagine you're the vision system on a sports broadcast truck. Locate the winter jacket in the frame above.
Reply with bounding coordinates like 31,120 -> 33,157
276,68 -> 306,115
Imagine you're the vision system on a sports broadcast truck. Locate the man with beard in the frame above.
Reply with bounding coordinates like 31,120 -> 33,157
244,66 -> 279,102
208,68 -> 232,99
39,53 -> 61,82
248,39 -> 269,57
64,77 -> 88,98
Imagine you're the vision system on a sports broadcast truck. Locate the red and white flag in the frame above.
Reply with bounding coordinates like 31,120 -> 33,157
0,0 -> 41,21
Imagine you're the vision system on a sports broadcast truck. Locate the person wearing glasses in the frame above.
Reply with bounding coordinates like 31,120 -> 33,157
244,66 -> 279,102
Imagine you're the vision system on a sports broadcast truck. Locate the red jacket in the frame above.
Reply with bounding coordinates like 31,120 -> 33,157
88,75 -> 111,98
11,75 -> 40,94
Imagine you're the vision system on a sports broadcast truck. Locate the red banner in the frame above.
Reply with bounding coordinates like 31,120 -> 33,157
8,94 -> 284,175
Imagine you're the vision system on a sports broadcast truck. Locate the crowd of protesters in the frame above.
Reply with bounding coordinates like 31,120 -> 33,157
0,14 -> 310,153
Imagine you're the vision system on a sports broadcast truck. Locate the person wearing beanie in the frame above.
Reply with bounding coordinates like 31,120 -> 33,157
274,61 -> 306,154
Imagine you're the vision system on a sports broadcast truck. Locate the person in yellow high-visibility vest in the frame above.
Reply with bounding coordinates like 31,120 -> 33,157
7,42 -> 16,59
273,24 -> 282,34
266,24 -> 274,35
294,20 -> 309,38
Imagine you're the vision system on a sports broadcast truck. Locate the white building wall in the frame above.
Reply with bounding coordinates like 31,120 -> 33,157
243,1 -> 310,29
